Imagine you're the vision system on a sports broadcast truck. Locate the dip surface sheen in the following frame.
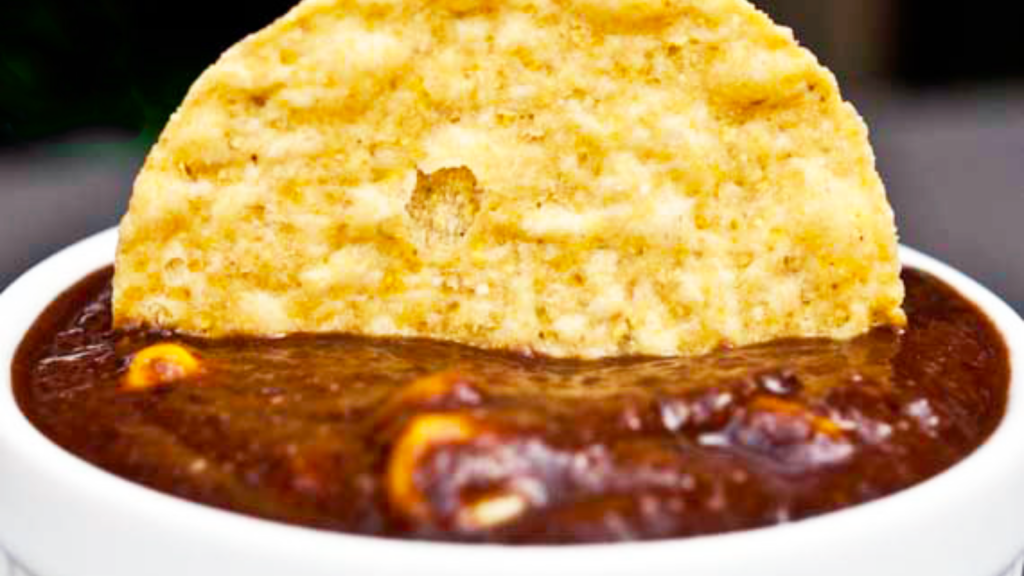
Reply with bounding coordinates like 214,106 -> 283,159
12,268 -> 1009,544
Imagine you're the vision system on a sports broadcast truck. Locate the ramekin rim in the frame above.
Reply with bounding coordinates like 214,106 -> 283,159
1,226 -> 1023,562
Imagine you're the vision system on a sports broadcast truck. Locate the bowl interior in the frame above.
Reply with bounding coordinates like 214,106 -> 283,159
2,227 -> 1024,576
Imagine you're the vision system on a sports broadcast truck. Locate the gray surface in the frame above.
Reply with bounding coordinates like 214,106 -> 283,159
1,89 -> 1023,314
855,86 -> 1024,312
0,132 -> 143,289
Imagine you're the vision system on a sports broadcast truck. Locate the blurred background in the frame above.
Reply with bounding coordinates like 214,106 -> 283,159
1,0 -> 1022,311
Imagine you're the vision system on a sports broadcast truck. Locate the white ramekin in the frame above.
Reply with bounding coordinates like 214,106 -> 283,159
1,227 -> 1023,576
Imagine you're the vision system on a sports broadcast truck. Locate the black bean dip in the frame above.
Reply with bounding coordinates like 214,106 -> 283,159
12,267 -> 1009,543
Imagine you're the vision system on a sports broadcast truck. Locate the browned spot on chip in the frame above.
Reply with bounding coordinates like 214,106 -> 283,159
407,167 -> 483,249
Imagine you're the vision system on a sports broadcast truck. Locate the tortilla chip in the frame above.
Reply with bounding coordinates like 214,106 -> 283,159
114,0 -> 905,358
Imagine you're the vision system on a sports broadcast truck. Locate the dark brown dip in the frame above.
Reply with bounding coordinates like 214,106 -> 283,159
12,267 -> 1010,544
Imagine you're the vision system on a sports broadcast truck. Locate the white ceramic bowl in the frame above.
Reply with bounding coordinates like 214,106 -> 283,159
2,227 -> 1024,576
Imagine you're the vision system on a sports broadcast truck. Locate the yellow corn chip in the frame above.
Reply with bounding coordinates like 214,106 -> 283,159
114,0 -> 904,358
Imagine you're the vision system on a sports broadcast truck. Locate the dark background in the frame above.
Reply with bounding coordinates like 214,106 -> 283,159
1,1 -> 1023,311
3,2 -> 1023,145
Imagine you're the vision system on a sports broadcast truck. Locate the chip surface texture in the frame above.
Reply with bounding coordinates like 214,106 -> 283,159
114,0 -> 905,358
